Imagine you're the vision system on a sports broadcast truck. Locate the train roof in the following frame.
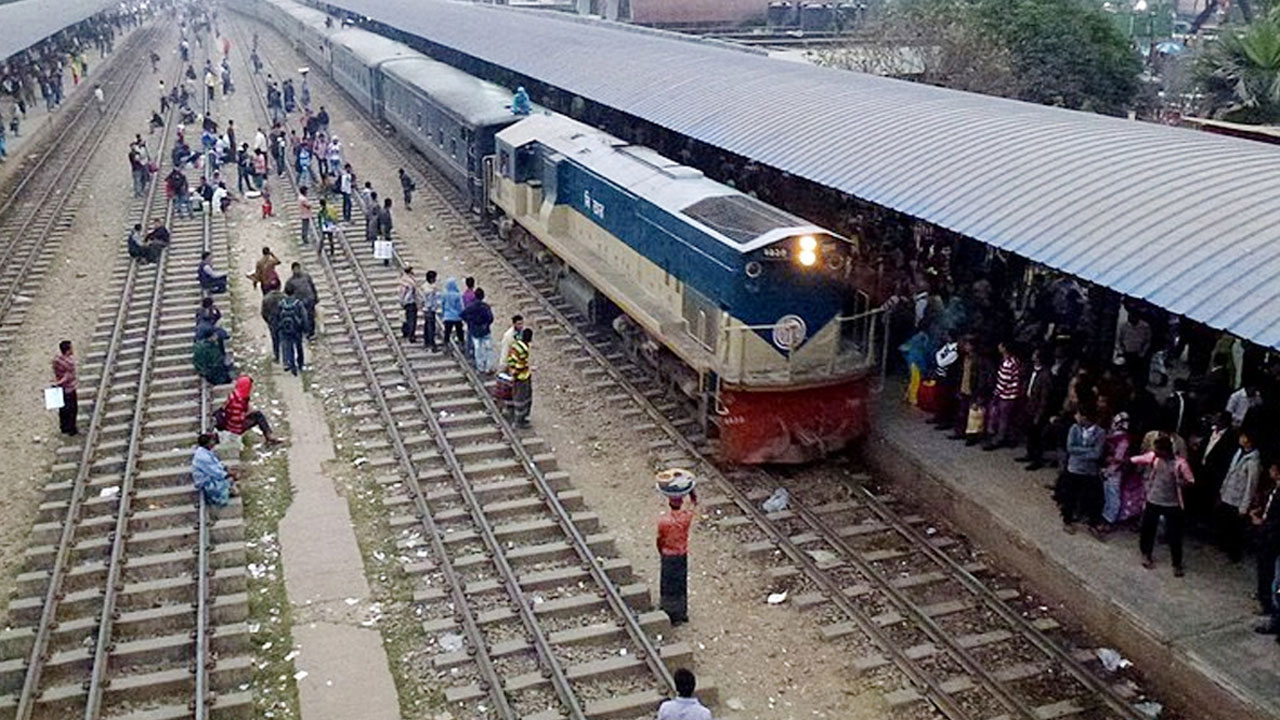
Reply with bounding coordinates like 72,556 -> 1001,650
279,1 -> 333,28
0,0 -> 116,62
325,0 -> 1280,350
499,114 -> 829,253
382,56 -> 521,128
328,27 -> 418,67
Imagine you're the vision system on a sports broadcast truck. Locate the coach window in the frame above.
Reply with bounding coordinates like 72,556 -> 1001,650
437,128 -> 444,147
450,139 -> 457,159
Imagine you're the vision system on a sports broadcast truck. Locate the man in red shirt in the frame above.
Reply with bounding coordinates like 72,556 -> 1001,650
51,340 -> 77,436
657,492 -> 697,624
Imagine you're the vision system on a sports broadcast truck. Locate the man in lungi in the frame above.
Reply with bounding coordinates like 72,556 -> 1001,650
656,490 -> 697,624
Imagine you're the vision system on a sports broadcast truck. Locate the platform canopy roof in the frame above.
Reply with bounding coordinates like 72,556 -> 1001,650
0,0 -> 118,62
327,0 -> 1280,349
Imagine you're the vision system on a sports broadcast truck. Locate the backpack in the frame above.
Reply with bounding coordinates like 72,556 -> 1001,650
277,298 -> 301,336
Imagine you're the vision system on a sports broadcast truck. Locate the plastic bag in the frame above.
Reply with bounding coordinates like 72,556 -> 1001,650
762,488 -> 790,513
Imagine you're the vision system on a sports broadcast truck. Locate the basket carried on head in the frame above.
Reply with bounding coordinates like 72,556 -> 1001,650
655,468 -> 697,498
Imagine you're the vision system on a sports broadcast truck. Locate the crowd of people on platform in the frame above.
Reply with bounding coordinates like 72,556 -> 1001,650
0,4 -> 148,142
886,236 -> 1280,639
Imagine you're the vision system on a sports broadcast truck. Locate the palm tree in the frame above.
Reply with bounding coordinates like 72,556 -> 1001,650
1196,13 -> 1280,122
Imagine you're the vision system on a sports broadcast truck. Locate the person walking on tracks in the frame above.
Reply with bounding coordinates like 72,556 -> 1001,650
284,262 -> 319,341
248,247 -> 282,296
505,328 -> 533,427
377,198 -> 394,267
460,288 -> 495,373
261,287 -> 284,364
278,285 -> 307,376
441,277 -> 465,349
654,469 -> 697,625
1131,435 -> 1195,576
398,168 -> 415,211
51,340 -> 78,436
422,270 -> 440,352
297,186 -> 314,246
657,668 -> 712,720
398,266 -> 423,343
93,83 -> 105,115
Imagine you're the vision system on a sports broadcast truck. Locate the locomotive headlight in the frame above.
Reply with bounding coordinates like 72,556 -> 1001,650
798,248 -> 818,267
799,235 -> 817,251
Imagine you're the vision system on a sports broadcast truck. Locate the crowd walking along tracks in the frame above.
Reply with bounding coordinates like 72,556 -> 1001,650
0,22 -> 167,359
231,16 -> 694,719
0,57 -> 251,720
237,15 -> 1165,720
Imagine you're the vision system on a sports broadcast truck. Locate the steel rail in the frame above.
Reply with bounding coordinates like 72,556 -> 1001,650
327,226 -> 589,719
12,25 -> 184,720
846,479 -> 1146,720
224,16 -> 518,718
86,48 -> 218,720
0,23 -> 162,323
299,47 -> 1130,720
193,81 -> 216,720
235,13 -> 677,708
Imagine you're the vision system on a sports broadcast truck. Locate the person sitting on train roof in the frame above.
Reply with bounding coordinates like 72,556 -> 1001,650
511,86 -> 532,116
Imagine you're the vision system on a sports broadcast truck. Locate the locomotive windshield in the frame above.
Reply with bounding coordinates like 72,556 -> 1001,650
682,194 -> 806,246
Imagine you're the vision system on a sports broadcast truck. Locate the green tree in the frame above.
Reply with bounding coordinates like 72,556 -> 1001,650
1195,14 -> 1280,122
814,0 -> 1141,115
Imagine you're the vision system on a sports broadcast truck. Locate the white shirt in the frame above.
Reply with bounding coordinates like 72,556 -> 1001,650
211,186 -> 227,213
253,130 -> 267,153
499,326 -> 519,366
94,88 -> 104,103
657,697 -> 712,720
1225,387 -> 1260,428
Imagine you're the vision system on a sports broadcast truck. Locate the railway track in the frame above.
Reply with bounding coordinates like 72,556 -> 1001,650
238,11 -> 1163,720
0,35 -> 251,720
0,21 -> 165,359
230,16 -> 691,719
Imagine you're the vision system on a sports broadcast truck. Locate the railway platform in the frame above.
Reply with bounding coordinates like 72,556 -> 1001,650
865,396 -> 1280,720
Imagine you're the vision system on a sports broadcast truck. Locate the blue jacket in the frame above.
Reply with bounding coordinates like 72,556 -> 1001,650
192,446 -> 231,507
1066,422 -> 1105,475
440,278 -> 463,322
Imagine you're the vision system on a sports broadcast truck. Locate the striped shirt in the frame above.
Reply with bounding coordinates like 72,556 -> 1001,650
995,355 -> 1022,401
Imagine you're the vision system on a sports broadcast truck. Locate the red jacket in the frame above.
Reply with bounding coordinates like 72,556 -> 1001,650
222,376 -> 253,435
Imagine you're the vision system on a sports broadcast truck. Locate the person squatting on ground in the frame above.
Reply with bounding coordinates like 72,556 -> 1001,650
216,375 -> 281,445
52,340 -> 77,436
1131,435 -> 1195,576
192,432 -> 237,508
505,328 -> 534,427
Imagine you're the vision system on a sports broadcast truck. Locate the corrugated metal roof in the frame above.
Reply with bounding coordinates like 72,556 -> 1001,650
0,0 -> 118,62
326,0 -> 1280,349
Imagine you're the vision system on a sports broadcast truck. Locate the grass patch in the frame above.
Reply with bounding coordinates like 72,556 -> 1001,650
225,242 -> 302,720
